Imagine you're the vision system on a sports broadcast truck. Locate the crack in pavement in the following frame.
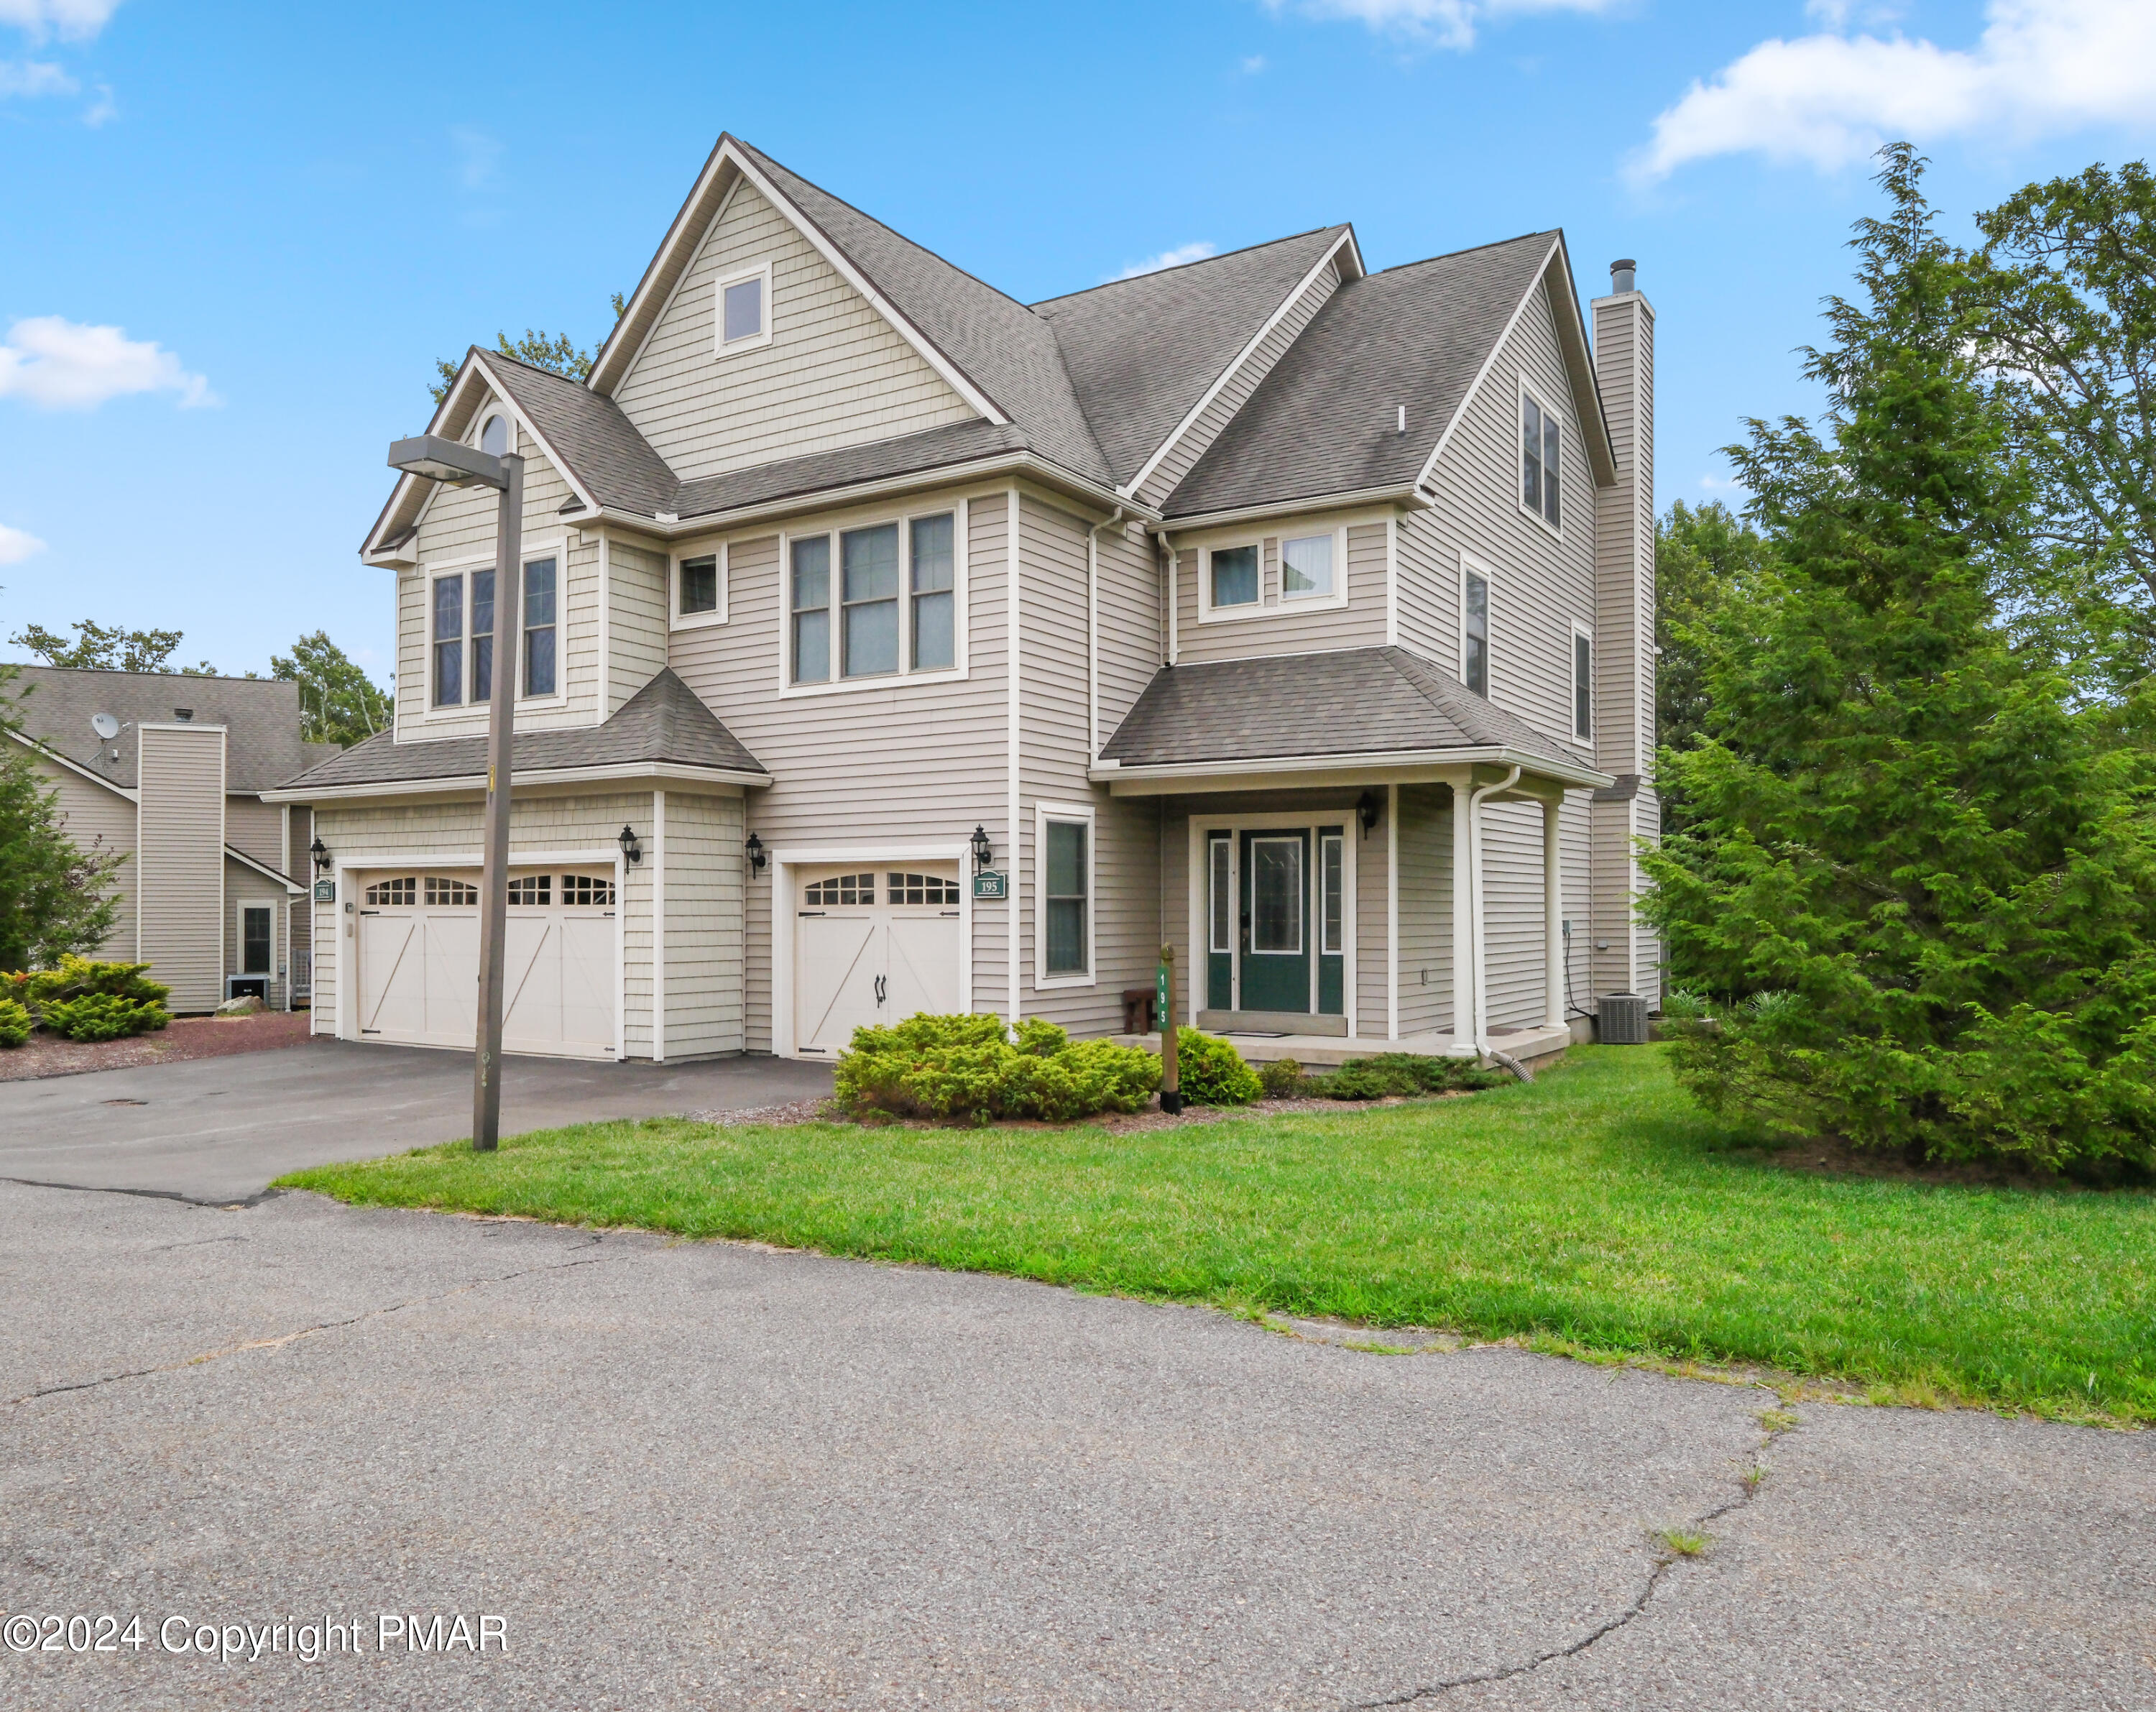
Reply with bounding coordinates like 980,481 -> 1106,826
1354,1407 -> 1800,1706
5,1235 -> 620,1409
1,1173 -> 287,1211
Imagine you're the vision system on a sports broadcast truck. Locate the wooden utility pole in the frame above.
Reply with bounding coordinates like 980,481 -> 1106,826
1159,942 -> 1181,1113
471,453 -> 523,1151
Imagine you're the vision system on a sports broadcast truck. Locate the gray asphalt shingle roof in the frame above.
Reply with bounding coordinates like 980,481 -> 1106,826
277,669 -> 765,792
1162,232 -> 1557,518
1033,227 -> 1350,487
479,355 -> 677,515
1099,647 -> 1582,770
3,666 -> 319,794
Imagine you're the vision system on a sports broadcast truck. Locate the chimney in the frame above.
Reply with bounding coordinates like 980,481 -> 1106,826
1589,255 -> 1658,1008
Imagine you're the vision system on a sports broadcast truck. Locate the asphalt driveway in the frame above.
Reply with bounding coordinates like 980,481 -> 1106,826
4,1180 -> 2150,1711
0,1039 -> 831,1203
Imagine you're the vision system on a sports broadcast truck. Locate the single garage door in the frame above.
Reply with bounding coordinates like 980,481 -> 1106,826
355,868 -> 617,1059
795,866 -> 962,1055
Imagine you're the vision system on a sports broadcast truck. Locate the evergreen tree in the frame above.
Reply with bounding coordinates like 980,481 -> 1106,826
0,669 -> 124,971
1642,146 -> 2156,1171
1655,500 -> 1775,829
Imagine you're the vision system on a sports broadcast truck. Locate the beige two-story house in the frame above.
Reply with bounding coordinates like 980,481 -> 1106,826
270,136 -> 1657,1064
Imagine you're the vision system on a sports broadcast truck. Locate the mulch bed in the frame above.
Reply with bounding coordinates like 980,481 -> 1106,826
0,1010 -> 321,1082
682,1090 -> 1476,1132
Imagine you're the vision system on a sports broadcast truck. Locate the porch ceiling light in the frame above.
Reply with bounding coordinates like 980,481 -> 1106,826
309,834 -> 331,875
745,830 -> 767,873
619,824 -> 643,866
387,433 -> 510,490
969,824 -> 993,870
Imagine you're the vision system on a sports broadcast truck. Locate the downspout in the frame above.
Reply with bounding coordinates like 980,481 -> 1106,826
1087,507 -> 1126,758
1465,765 -> 1521,1062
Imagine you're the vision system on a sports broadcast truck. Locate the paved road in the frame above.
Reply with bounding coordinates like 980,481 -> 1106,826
0,1041 -> 832,1202
5,1180 -> 2150,1710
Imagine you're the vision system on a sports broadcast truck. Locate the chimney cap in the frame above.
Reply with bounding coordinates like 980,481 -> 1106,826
1609,258 -> 1638,293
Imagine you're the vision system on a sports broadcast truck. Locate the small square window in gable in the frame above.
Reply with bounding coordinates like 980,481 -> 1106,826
715,260 -> 773,356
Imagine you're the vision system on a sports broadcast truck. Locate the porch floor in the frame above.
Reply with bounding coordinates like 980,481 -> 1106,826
1110,1023 -> 1573,1070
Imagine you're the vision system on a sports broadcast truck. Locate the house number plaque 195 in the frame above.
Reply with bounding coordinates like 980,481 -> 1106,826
971,870 -> 1007,901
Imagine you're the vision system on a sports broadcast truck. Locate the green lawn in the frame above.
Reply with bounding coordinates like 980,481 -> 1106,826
279,1046 -> 2156,1425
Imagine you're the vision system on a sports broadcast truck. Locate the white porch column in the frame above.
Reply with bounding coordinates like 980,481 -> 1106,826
1543,796 -> 1563,1030
1386,783 -> 1400,1041
1449,777 -> 1474,1045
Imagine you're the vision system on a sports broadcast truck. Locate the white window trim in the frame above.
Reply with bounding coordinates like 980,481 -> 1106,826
669,540 -> 729,631
1192,524 -> 1350,624
1570,618 -> 1594,743
1033,801 -> 1097,990
421,538 -> 571,719
235,898 -> 277,980
1516,374 -> 1562,540
1460,548 -> 1496,699
775,504 -> 969,699
469,398 -> 520,456
714,258 -> 774,357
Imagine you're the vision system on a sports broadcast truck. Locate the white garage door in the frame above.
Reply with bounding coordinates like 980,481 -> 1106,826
795,866 -> 963,1055
355,869 -> 617,1060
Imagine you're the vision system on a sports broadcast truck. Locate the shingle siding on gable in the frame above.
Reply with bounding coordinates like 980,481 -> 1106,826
612,181 -> 977,487
1138,259 -> 1340,512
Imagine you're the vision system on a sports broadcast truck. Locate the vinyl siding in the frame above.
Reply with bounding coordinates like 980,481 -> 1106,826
1170,516 -> 1390,666
288,804 -> 315,1003
137,725 -> 226,1012
1095,521 -> 1161,742
659,790 -> 746,1057
613,180 -> 977,485
1140,257 -> 1342,511
670,484 -> 1012,1052
397,409 -> 600,745
307,789 -> 673,1055
1592,294 -> 1657,776
1395,785 -> 1452,1035
1399,277 -> 1597,757
608,538 -> 669,714
224,794 -> 284,870
30,756 -> 137,962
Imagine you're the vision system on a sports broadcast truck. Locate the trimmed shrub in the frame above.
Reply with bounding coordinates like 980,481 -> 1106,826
0,998 -> 29,1048
1257,1058 -> 1306,1100
837,1013 -> 1161,1123
1305,1053 -> 1508,1100
41,991 -> 170,1043
9,955 -> 170,1017
1174,1029 -> 1261,1106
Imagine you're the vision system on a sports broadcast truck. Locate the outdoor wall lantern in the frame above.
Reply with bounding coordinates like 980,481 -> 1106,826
969,824 -> 993,871
309,834 -> 332,875
1357,791 -> 1381,837
745,831 -> 767,873
619,824 -> 643,866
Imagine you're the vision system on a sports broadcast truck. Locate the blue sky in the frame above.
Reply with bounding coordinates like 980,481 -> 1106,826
3,0 -> 2152,691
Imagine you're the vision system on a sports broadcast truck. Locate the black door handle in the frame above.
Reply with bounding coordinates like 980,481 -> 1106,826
875,974 -> 887,1005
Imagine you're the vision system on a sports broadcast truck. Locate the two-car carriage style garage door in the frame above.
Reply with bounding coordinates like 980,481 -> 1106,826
794,865 -> 964,1055
353,868 -> 617,1059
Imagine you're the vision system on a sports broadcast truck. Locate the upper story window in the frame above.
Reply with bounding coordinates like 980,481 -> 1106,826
1462,558 -> 1491,696
1521,388 -> 1560,530
1572,623 -> 1593,742
1280,533 -> 1334,601
477,411 -> 511,456
1193,523 -> 1349,623
787,510 -> 962,691
716,259 -> 773,356
1210,544 -> 1258,609
428,551 -> 556,711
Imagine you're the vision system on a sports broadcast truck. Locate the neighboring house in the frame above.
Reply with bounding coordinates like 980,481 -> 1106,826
5,668 -> 337,1011
272,135 -> 1657,1064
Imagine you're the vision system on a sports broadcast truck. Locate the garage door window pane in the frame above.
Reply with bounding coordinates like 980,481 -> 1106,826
1045,819 -> 1087,975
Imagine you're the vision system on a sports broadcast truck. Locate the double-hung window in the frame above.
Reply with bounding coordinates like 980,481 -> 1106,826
1521,390 -> 1560,529
788,512 -> 960,687
432,575 -> 464,707
1041,811 -> 1092,980
471,568 -> 494,702
240,904 -> 272,975
1462,562 -> 1491,696
522,557 -> 557,697
1572,624 -> 1593,742
678,553 -> 720,619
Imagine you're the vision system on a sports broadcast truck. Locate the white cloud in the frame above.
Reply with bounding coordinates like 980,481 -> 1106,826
0,57 -> 72,96
81,79 -> 111,123
0,522 -> 46,564
0,316 -> 214,410
1112,241 -> 1219,282
1634,0 -> 2156,181
1240,53 -> 1268,72
450,124 -> 503,191
0,0 -> 121,42
1266,0 -> 1615,52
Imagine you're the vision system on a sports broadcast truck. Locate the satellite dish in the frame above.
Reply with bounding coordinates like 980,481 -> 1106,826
91,712 -> 119,740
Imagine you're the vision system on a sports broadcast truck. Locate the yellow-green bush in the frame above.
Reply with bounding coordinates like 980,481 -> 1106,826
836,1013 -> 1161,1123
1173,1028 -> 1262,1106
0,998 -> 29,1048
2,955 -> 172,1041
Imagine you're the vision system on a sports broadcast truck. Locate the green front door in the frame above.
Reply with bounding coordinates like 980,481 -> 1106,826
1240,829 -> 1309,1013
